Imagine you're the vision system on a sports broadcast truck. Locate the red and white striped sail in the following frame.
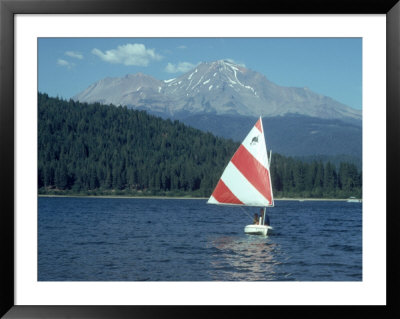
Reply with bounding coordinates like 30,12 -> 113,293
208,117 -> 274,207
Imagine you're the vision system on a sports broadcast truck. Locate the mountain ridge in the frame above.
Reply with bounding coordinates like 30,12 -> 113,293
73,59 -> 361,121
72,59 -> 362,162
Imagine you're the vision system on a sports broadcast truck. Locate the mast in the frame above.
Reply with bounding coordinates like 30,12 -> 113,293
262,207 -> 266,226
260,116 -> 274,208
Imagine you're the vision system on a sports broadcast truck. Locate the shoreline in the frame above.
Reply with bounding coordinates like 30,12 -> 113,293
38,194 -> 207,200
38,194 -> 358,201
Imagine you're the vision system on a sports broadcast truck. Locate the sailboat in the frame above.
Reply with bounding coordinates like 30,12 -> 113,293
207,116 -> 274,236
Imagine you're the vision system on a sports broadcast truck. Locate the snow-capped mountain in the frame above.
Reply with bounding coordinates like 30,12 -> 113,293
73,60 -> 361,121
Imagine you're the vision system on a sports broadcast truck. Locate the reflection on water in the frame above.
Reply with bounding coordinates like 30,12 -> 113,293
207,235 -> 289,281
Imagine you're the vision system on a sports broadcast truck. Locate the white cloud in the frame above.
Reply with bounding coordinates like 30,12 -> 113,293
65,51 -> 83,59
91,43 -> 162,66
177,45 -> 187,49
57,59 -> 74,68
165,62 -> 196,73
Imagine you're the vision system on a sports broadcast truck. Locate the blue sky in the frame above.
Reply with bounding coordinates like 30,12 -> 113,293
38,38 -> 362,110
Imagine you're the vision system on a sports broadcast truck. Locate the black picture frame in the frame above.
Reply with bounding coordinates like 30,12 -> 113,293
1,0 -> 399,318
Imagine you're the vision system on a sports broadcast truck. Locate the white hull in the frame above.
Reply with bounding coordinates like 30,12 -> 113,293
244,224 -> 272,236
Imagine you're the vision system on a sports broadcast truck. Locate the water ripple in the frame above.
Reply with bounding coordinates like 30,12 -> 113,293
38,198 -> 362,281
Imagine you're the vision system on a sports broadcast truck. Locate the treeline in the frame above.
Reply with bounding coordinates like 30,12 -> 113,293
270,154 -> 362,198
38,93 -> 361,198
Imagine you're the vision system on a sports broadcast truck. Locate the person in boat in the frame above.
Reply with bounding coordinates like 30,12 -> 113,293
253,213 -> 259,225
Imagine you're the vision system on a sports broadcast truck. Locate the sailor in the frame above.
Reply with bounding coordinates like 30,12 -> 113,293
253,213 -> 259,225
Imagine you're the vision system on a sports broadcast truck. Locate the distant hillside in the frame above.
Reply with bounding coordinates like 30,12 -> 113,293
38,93 -> 362,198
38,93 -> 239,197
179,113 -> 362,162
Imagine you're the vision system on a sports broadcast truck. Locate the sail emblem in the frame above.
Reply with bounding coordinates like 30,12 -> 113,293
250,136 -> 259,145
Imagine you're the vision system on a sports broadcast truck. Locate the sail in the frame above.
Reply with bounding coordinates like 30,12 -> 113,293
208,117 -> 274,207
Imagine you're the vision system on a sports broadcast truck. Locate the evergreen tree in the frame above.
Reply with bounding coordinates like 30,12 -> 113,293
324,162 -> 337,197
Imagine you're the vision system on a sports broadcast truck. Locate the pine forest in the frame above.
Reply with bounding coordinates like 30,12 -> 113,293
38,93 -> 362,199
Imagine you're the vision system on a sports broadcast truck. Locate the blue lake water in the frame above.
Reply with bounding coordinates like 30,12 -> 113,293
38,197 -> 362,281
